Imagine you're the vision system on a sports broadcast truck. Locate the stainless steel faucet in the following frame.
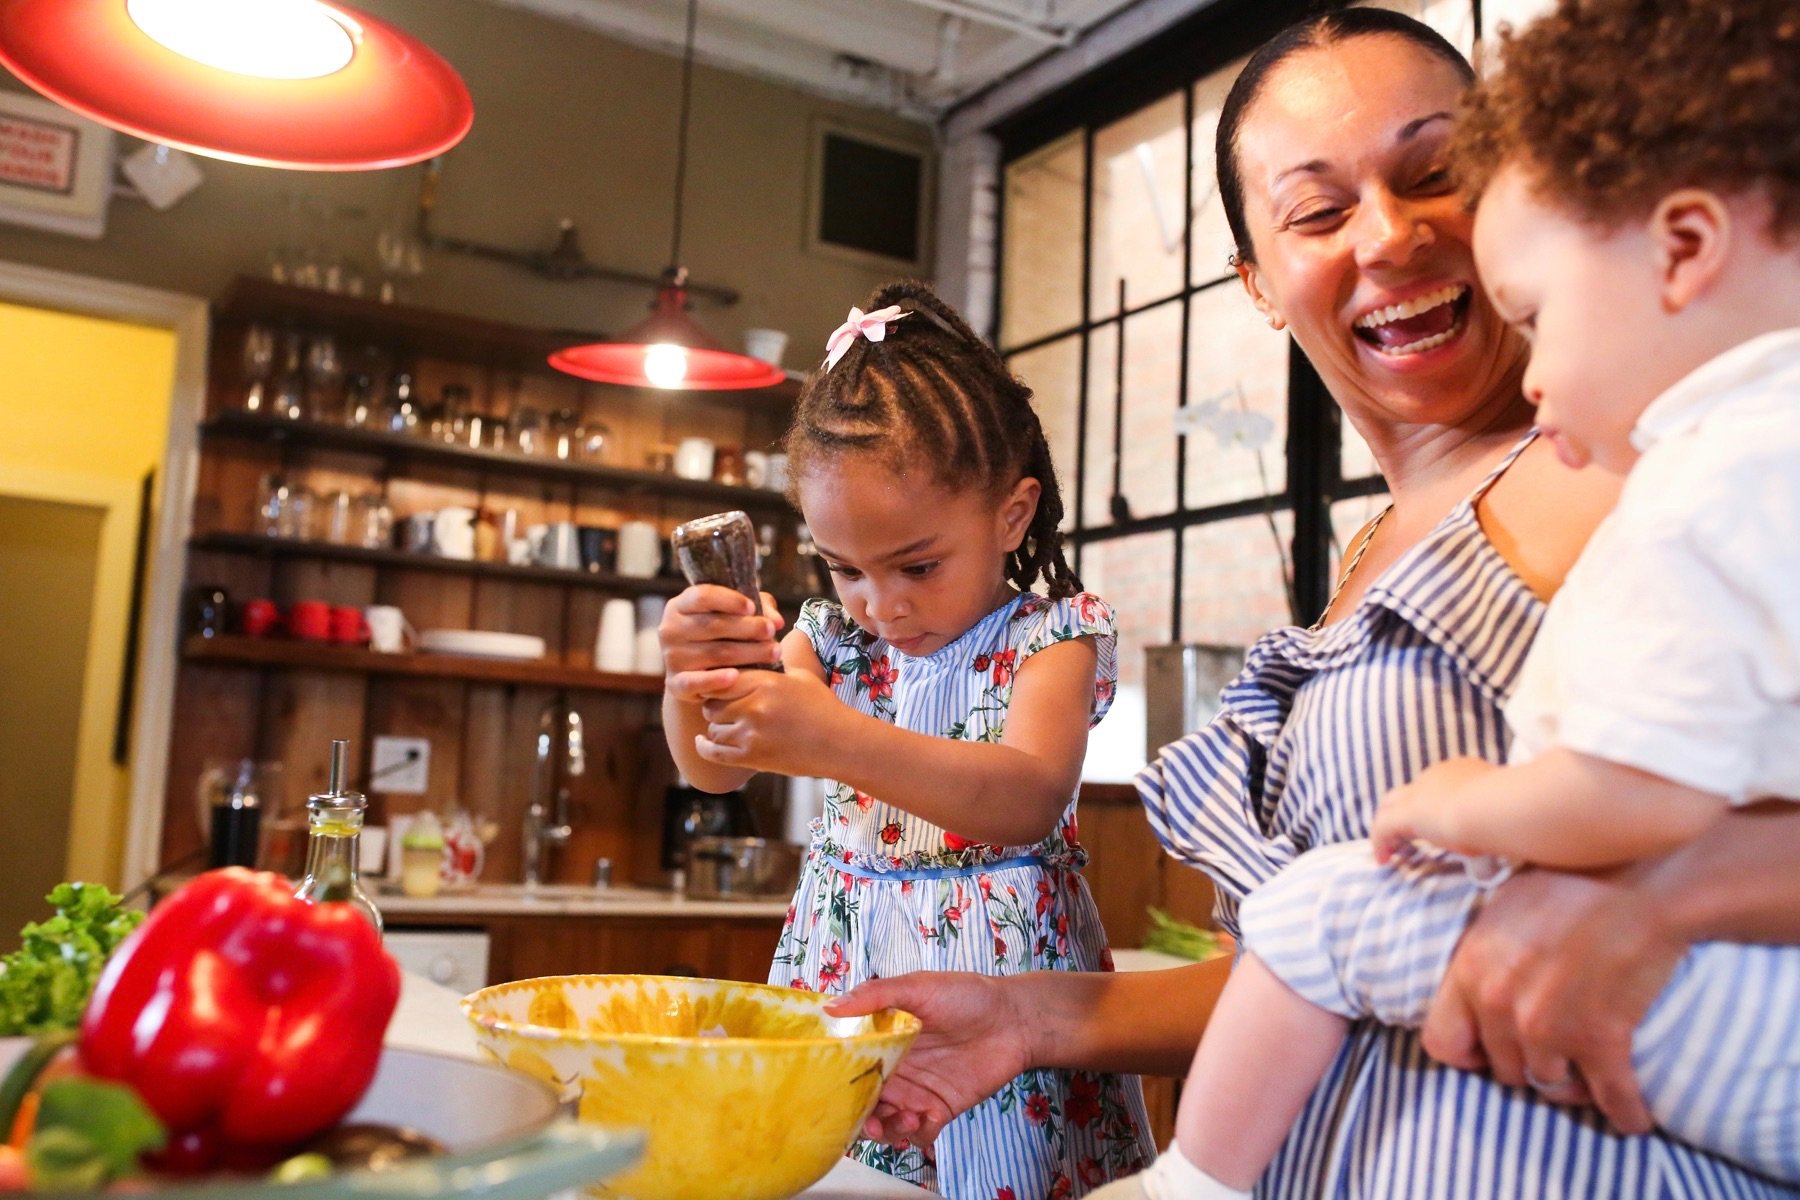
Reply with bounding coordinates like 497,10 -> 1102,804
523,699 -> 585,885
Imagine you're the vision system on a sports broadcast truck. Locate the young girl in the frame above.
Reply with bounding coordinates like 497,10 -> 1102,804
660,280 -> 1155,1198
1095,4 -> 1800,1198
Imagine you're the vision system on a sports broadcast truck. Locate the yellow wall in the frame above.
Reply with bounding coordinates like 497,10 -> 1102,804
0,301 -> 177,480
0,300 -> 178,888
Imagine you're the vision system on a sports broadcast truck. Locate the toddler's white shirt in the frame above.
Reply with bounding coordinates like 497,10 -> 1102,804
1505,327 -> 1800,804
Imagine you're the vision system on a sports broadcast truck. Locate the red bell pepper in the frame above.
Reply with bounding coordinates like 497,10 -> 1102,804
77,868 -> 398,1169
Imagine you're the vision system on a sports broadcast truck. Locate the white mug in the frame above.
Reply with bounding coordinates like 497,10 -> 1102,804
616,520 -> 661,579
595,598 -> 637,673
634,626 -> 664,675
673,437 -> 716,481
744,450 -> 769,489
365,605 -> 415,653
431,505 -> 477,560
743,328 -> 788,368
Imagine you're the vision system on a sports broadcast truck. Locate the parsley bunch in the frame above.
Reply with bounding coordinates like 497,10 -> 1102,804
0,883 -> 144,1036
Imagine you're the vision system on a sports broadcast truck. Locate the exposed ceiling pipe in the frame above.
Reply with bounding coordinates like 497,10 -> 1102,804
929,14 -> 965,88
890,0 -> 1075,46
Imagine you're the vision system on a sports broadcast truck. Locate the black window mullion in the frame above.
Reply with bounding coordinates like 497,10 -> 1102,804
1284,341 -> 1337,625
1171,82 -> 1195,642
1072,125 -> 1096,579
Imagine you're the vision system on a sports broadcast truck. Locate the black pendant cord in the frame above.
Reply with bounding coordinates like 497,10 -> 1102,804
669,0 -> 699,269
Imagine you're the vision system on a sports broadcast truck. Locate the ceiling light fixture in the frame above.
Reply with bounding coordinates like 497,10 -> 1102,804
547,0 -> 782,392
0,0 -> 472,170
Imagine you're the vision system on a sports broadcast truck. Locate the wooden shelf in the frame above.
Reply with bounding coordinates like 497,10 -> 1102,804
182,634 -> 665,693
212,276 -> 804,406
189,532 -> 813,608
200,410 -> 795,510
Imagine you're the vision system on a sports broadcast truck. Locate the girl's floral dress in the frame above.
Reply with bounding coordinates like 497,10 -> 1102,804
774,591 -> 1153,1200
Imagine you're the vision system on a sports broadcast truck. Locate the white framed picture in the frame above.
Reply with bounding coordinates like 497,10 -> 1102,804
0,90 -> 114,239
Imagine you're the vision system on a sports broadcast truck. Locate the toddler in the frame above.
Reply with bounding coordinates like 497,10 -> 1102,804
1097,2 -> 1800,1196
661,280 -> 1155,1198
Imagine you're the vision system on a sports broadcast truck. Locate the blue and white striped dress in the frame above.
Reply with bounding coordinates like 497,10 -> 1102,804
774,591 -> 1155,1199
1139,440 -> 1800,1198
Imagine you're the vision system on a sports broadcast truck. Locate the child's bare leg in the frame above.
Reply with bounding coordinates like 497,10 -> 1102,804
1177,952 -> 1350,1191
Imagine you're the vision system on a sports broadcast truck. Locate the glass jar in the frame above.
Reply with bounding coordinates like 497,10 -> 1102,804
294,740 -> 382,931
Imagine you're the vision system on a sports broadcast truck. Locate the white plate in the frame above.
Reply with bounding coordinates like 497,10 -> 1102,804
417,630 -> 546,660
0,1039 -> 643,1199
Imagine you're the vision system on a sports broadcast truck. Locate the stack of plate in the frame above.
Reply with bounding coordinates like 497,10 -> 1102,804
417,630 -> 546,660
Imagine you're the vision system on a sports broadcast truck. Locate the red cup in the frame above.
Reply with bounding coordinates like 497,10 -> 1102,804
286,600 -> 332,642
330,605 -> 369,645
240,598 -> 279,638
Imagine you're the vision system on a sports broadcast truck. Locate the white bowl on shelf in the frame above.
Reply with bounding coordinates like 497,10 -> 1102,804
417,630 -> 546,660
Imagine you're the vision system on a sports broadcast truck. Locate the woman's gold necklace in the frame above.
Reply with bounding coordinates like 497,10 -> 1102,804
1309,503 -> 1394,631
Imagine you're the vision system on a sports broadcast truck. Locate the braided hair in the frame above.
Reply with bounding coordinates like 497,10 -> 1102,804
784,279 -> 1081,599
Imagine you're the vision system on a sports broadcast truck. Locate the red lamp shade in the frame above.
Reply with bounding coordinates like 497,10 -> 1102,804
550,276 -> 785,391
0,0 -> 473,170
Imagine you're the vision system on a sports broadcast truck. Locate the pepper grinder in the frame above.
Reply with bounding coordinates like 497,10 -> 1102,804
294,739 -> 382,932
670,510 -> 782,671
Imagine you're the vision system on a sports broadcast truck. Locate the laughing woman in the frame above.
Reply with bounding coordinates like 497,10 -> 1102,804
828,9 -> 1800,1198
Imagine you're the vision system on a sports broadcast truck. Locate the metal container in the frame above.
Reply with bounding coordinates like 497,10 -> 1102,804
685,836 -> 802,900
1143,643 -> 1246,759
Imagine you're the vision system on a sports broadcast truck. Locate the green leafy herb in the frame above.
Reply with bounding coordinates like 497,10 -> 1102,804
24,1077 -> 165,1191
1141,907 -> 1222,961
0,883 -> 144,1036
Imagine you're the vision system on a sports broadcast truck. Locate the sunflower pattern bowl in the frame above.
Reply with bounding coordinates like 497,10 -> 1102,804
461,975 -> 921,1200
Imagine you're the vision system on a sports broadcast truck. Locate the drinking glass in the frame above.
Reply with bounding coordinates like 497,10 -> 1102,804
241,324 -> 276,413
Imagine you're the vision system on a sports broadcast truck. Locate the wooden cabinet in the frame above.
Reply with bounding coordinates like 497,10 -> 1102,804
162,277 -> 801,890
389,910 -> 784,985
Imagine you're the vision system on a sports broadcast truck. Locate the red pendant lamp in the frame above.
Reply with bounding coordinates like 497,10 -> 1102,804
547,0 -> 783,392
0,0 -> 472,171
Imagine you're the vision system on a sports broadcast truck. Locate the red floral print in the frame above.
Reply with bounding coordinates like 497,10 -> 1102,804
817,941 -> 849,989
944,830 -> 987,852
858,654 -> 896,700
1025,1092 -> 1052,1124
1049,1173 -> 1073,1200
1065,1074 -> 1101,1129
1036,878 -> 1054,917
996,1189 -> 1016,1200
854,789 -> 876,811
990,648 -> 1017,687
1078,1158 -> 1105,1187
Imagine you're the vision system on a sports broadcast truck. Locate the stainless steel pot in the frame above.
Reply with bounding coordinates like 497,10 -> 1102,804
685,836 -> 801,899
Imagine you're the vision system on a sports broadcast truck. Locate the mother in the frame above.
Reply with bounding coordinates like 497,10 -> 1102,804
833,9 -> 1800,1197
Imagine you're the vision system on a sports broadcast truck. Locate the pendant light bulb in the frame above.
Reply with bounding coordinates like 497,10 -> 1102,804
127,0 -> 358,80
643,343 -> 690,389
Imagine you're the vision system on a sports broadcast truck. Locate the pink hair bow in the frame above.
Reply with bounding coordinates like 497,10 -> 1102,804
823,304 -> 907,370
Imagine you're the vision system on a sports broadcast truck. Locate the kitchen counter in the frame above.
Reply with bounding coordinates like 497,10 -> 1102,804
376,883 -> 788,920
388,972 -> 924,1198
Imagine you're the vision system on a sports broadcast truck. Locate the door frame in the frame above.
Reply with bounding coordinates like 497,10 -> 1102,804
0,261 -> 208,890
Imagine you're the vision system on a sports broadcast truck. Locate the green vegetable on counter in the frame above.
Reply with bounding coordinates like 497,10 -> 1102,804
24,1077 -> 166,1191
0,883 -> 144,1036
1142,907 -> 1223,961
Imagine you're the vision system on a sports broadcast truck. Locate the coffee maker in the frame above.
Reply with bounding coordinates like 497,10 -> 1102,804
661,782 -> 752,873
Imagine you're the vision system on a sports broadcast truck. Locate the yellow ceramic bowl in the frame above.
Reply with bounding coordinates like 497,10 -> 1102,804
462,975 -> 921,1200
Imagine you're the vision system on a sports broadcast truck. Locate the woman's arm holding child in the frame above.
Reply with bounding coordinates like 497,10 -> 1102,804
1372,749 -> 1728,869
1425,801 -> 1800,1134
695,637 -> 1099,845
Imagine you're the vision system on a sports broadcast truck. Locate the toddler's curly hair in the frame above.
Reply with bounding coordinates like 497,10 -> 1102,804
1451,0 -> 1800,241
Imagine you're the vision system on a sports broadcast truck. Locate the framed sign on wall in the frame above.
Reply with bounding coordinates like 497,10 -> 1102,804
0,91 -> 114,240
806,118 -> 932,272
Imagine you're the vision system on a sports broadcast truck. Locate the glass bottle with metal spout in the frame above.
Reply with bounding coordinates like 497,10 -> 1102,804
295,739 -> 382,932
